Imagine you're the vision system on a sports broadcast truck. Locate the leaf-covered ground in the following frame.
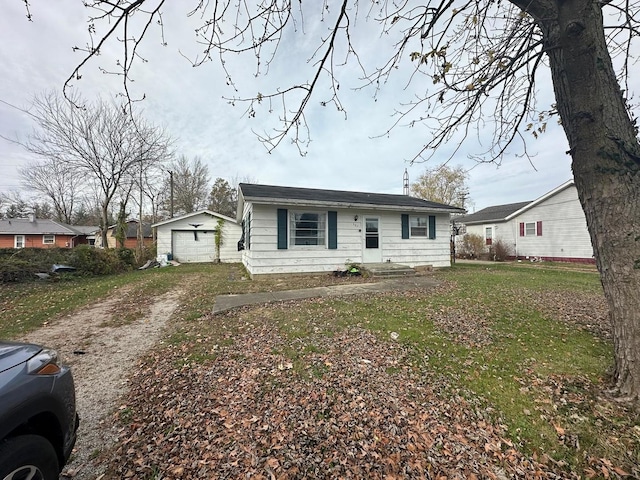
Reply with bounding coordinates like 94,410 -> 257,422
110,320 -> 559,479
92,265 -> 638,479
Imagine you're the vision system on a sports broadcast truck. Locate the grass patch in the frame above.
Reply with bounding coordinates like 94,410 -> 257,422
1,262 -> 365,339
233,263 -> 631,475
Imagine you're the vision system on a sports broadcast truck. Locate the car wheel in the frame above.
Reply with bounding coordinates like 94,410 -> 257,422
0,435 -> 59,480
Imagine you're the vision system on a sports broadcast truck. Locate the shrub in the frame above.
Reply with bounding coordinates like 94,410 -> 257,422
458,233 -> 485,259
70,245 -> 132,275
135,244 -> 156,265
0,257 -> 40,283
0,248 -> 77,283
491,239 -> 514,262
0,246 -> 137,282
115,247 -> 137,268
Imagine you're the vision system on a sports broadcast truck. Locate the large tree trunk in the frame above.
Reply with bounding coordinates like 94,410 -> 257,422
538,0 -> 640,398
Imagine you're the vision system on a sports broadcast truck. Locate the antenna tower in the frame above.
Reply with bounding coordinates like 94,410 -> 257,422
403,169 -> 410,196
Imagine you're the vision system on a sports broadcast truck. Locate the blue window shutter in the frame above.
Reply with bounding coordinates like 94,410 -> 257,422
428,215 -> 436,239
401,214 -> 409,239
328,211 -> 338,249
277,209 -> 288,249
246,213 -> 251,249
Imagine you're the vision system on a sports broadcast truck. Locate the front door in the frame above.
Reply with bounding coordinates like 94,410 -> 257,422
362,217 -> 382,263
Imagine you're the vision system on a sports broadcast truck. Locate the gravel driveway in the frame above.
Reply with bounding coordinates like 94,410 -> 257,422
21,287 -> 184,480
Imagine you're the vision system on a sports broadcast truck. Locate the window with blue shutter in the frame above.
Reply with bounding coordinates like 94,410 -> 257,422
428,215 -> 436,239
401,214 -> 409,239
328,211 -> 337,249
277,209 -> 288,249
246,212 -> 251,249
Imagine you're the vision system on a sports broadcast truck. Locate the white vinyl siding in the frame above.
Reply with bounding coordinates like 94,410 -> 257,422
155,212 -> 242,263
242,205 -> 452,277
514,185 -> 592,260
460,184 -> 593,261
383,213 -> 450,267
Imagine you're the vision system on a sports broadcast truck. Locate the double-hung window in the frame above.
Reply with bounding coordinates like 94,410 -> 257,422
520,221 -> 542,236
410,216 -> 428,237
290,212 -> 326,246
525,222 -> 536,236
14,235 -> 25,249
43,234 -> 55,245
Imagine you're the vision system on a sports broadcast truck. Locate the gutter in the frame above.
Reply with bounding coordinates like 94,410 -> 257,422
243,197 -> 464,214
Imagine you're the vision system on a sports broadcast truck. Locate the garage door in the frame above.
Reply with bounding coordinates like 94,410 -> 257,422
172,230 -> 216,263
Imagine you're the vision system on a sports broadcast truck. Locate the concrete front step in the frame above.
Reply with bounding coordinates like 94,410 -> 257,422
364,263 -> 417,277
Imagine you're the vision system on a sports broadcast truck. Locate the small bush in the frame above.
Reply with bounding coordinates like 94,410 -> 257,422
458,233 -> 485,259
70,245 -> 132,275
0,246 -> 136,283
0,248 -> 77,283
0,258 -> 40,283
115,247 -> 137,268
135,244 -> 156,265
490,239 -> 514,262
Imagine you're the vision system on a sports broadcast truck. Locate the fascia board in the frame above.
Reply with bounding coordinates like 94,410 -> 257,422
243,196 -> 460,214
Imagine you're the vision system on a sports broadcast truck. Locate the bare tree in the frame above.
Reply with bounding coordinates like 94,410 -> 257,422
32,0 -> 640,398
23,91 -> 172,247
19,158 -> 84,224
411,165 -> 470,209
131,160 -> 168,255
165,155 -> 211,216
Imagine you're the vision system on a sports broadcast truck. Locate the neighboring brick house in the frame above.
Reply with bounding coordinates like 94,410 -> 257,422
95,220 -> 154,249
0,216 -> 96,249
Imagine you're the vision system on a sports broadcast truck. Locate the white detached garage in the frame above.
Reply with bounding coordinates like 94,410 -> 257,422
153,210 -> 242,263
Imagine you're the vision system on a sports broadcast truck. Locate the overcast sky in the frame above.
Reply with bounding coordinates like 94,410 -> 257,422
0,1 -> 579,212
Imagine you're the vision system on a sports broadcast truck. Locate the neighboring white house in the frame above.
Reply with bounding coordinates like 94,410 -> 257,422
153,210 -> 242,263
457,179 -> 594,263
236,183 -> 465,277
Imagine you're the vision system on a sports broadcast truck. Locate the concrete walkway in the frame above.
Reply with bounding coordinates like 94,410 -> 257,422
212,276 -> 440,314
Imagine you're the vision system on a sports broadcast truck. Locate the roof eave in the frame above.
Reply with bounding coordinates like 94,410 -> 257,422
504,179 -> 575,220
152,210 -> 238,228
243,196 -> 462,214
458,217 -> 509,225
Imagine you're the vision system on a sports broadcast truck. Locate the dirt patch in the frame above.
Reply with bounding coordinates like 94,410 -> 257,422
20,287 -> 184,480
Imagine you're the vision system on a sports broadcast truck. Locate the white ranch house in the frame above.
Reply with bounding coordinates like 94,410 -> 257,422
457,180 -> 594,263
153,210 -> 242,263
237,183 -> 464,277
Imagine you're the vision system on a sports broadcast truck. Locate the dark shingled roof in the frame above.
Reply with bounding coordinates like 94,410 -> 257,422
0,218 -> 94,236
239,183 -> 465,212
108,221 -> 152,238
456,201 -> 532,224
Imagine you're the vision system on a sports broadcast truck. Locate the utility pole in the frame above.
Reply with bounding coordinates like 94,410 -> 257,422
458,190 -> 469,211
168,170 -> 174,218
